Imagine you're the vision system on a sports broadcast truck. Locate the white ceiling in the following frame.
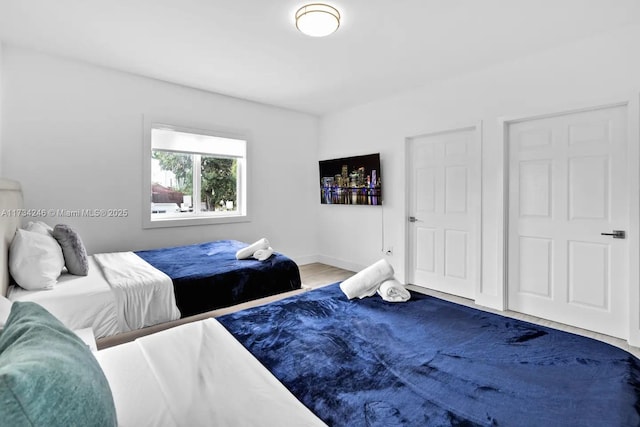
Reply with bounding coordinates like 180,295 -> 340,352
1,0 -> 639,115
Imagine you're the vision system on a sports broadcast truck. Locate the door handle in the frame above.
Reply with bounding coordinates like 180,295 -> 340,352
601,230 -> 626,239
409,216 -> 418,223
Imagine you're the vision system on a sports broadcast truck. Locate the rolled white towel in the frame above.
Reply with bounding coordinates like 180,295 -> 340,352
253,247 -> 274,261
340,259 -> 394,300
236,238 -> 270,260
377,278 -> 411,303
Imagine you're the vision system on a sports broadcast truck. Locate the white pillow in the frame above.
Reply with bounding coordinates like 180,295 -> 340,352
25,221 -> 54,236
0,295 -> 11,328
9,229 -> 65,290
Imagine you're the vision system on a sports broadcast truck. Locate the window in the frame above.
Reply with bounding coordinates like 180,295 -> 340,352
143,120 -> 248,228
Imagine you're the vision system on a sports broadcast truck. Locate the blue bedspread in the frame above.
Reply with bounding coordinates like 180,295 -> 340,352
219,283 -> 640,427
135,240 -> 301,317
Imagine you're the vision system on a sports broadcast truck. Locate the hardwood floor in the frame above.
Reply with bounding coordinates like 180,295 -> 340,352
299,262 -> 355,288
98,262 -> 640,358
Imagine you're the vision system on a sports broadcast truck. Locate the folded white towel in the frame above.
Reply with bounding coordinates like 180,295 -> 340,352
377,278 -> 411,303
236,238 -> 270,260
253,247 -> 274,261
339,259 -> 394,300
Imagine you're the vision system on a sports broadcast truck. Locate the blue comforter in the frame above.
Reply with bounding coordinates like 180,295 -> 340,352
135,240 -> 301,317
219,283 -> 640,427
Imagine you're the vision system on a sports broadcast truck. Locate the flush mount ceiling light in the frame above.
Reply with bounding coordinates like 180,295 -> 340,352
295,3 -> 341,37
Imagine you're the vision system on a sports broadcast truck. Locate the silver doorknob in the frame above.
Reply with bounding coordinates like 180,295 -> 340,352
409,216 -> 419,223
601,230 -> 626,239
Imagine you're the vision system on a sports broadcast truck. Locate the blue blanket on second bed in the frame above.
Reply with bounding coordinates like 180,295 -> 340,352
219,283 -> 640,427
135,240 -> 301,317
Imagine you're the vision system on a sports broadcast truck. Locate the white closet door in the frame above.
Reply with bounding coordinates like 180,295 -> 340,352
408,127 -> 480,299
508,105 -> 629,338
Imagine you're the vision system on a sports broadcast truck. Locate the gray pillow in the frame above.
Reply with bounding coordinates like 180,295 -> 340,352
52,224 -> 89,276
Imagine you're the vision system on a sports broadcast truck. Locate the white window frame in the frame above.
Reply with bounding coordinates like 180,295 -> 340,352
142,117 -> 250,228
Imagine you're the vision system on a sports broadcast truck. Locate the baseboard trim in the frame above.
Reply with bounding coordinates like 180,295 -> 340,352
292,254 -> 320,266
316,255 -> 365,273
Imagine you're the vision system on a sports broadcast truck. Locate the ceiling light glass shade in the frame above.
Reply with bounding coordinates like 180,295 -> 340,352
295,3 -> 341,37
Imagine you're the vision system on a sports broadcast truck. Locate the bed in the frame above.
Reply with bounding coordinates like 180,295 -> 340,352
2,280 -> 639,426
110,283 -> 640,426
0,178 -> 301,338
134,239 -> 302,317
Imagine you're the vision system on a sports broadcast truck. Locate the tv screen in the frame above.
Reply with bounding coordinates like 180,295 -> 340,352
319,153 -> 382,205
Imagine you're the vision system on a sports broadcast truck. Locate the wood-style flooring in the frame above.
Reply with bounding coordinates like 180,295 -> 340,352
299,262 -> 355,288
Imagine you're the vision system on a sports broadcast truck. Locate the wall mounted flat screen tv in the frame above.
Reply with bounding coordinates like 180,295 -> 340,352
319,153 -> 382,205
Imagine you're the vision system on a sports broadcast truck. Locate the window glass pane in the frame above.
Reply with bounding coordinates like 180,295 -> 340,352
200,156 -> 237,212
151,151 -> 194,216
145,122 -> 247,227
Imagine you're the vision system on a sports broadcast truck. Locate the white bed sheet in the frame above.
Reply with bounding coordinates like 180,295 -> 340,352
8,256 -> 120,338
96,318 -> 327,427
93,251 -> 181,332
9,252 -> 182,339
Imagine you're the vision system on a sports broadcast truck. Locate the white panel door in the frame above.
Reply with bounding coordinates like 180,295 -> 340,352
408,127 -> 480,299
508,105 -> 629,338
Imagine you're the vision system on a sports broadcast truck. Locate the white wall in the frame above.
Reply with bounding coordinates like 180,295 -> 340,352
1,46 -> 319,261
318,24 -> 640,306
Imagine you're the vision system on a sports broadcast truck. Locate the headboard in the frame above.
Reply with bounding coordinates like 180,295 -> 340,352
0,179 -> 23,297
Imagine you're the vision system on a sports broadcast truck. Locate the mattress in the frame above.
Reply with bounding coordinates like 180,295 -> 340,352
95,318 -> 325,426
135,239 -> 302,317
8,256 -> 120,338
